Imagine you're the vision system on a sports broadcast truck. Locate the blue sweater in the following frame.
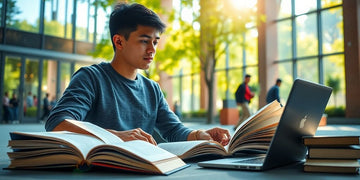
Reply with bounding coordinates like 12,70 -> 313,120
45,62 -> 192,142
266,85 -> 280,103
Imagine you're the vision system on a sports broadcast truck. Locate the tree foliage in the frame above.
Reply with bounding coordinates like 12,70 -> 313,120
198,0 -> 256,123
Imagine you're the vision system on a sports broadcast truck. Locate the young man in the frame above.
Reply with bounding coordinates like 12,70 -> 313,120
234,74 -> 255,130
45,3 -> 230,146
266,78 -> 282,104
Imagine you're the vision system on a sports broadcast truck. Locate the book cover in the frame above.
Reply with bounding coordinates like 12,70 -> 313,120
304,159 -> 360,174
303,136 -> 360,147
307,145 -> 360,159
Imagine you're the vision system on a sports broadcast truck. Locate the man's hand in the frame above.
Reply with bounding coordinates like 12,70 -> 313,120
188,127 -> 231,146
204,127 -> 231,146
107,128 -> 157,145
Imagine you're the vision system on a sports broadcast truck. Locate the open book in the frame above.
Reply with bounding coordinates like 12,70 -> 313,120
7,120 -> 188,175
158,100 -> 283,160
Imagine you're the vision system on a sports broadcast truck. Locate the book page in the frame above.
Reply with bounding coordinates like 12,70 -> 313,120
228,100 -> 283,153
64,119 -> 123,144
87,140 -> 186,174
158,140 -> 227,159
9,131 -> 105,159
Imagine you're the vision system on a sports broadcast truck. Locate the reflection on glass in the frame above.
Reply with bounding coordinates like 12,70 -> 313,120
42,60 -> 58,106
24,59 -> 39,119
4,56 -> 21,93
44,0 -> 74,38
245,28 -> 258,66
6,0 -> 40,33
295,0 -> 317,15
59,62 -> 71,98
278,0 -> 292,18
96,6 -> 112,42
296,14 -> 318,57
324,55 -> 345,107
321,0 -> 342,8
4,56 -> 21,123
76,0 -> 95,42
297,58 -> 318,83
277,20 -> 292,60
278,61 -> 292,103
322,7 -> 343,54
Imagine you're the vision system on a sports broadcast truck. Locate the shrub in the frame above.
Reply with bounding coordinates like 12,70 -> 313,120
325,106 -> 345,117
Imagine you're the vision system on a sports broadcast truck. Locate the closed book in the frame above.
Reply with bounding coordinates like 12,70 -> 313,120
308,145 -> 360,159
304,159 -> 360,174
303,136 -> 360,146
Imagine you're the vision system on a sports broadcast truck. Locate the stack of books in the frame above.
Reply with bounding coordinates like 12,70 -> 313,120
302,135 -> 360,174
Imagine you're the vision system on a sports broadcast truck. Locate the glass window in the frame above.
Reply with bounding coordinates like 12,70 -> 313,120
60,62 -> 72,97
297,58 -> 318,83
229,40 -> 244,67
183,75 -> 194,111
4,56 -> 21,122
76,0 -> 94,42
277,61 -> 293,103
324,54 -> 345,107
44,0 -> 74,38
96,5 -> 111,42
277,20 -> 292,60
6,0 -> 40,33
24,58 -> 40,120
296,14 -> 318,58
0,2 -> 3,26
278,0 -> 292,18
321,0 -> 342,8
245,28 -> 258,66
4,56 -> 21,93
322,7 -> 343,54
295,0 -> 317,15
42,60 -> 58,104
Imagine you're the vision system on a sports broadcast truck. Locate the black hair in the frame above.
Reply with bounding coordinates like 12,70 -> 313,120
245,74 -> 251,78
109,3 -> 166,50
276,78 -> 282,83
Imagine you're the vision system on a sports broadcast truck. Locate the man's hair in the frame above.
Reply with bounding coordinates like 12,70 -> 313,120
276,78 -> 282,84
245,74 -> 251,78
109,3 -> 166,49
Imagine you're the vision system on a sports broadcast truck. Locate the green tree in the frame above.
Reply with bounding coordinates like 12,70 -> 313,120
1,0 -> 20,26
198,0 -> 256,123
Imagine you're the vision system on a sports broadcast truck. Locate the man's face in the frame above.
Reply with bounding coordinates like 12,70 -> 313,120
245,77 -> 251,83
118,25 -> 160,70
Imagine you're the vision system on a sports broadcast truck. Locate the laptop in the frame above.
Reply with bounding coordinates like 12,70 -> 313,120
198,78 -> 332,171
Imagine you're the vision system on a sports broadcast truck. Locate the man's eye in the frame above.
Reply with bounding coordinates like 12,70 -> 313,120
141,40 -> 148,44
153,41 -> 158,46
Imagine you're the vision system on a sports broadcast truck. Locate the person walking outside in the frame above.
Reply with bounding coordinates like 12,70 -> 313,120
266,78 -> 282,104
234,74 -> 255,130
41,93 -> 51,120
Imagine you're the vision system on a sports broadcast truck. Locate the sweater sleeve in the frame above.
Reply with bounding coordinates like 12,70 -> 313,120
45,68 -> 96,131
154,84 -> 193,142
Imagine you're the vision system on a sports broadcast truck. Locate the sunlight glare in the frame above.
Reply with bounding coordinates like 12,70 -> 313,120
230,0 -> 257,10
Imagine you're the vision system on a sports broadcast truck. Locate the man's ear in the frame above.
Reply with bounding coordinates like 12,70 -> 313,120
113,34 -> 124,49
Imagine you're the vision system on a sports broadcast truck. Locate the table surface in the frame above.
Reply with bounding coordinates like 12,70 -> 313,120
1,161 -> 359,180
1,123 -> 359,179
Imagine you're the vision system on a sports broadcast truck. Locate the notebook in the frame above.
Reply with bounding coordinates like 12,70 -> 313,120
198,79 -> 332,171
